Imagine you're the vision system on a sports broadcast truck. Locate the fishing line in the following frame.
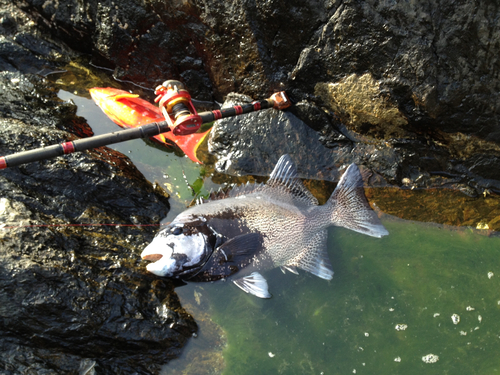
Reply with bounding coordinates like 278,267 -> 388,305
0,223 -> 169,230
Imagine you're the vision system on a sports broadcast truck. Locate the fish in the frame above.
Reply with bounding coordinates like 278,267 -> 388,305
89,87 -> 210,164
141,154 -> 389,298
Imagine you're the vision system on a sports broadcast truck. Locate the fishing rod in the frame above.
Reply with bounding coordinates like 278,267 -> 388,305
0,80 -> 291,170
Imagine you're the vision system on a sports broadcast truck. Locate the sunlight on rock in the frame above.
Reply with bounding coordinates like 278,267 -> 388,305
315,73 -> 408,137
476,221 -> 489,230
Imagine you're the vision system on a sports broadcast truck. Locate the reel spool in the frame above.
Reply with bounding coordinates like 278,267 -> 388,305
154,80 -> 202,135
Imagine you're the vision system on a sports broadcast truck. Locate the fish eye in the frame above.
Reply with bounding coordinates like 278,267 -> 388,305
171,227 -> 183,235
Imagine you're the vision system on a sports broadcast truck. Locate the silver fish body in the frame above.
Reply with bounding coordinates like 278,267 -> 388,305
141,155 -> 388,298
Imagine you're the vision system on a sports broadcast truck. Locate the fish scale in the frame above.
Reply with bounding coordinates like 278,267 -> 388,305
141,155 -> 389,298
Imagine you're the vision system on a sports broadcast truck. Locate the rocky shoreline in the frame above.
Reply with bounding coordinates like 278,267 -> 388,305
1,0 -> 499,373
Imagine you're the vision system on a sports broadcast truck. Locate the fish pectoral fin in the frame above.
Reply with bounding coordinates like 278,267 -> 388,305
280,265 -> 299,275
287,231 -> 334,280
217,233 -> 264,263
233,272 -> 271,299
187,233 -> 264,282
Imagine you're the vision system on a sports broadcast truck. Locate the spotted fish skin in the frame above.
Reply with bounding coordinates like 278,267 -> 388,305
141,155 -> 389,298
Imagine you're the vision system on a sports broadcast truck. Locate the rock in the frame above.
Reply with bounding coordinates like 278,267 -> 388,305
15,0 -> 499,143
208,95 -> 341,182
291,1 -> 500,140
0,4 -> 197,373
2,0 -> 500,372
11,0 -> 500,192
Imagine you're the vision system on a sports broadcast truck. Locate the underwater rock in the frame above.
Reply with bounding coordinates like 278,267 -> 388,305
0,9 -> 197,374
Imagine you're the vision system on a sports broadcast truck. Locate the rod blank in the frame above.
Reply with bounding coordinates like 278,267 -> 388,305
0,91 -> 290,170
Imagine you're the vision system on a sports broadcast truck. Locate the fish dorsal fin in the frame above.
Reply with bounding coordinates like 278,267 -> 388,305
227,182 -> 266,198
205,183 -> 268,202
233,272 -> 271,298
208,188 -> 230,201
196,188 -> 230,205
209,155 -> 318,206
265,154 -> 318,206
285,230 -> 333,280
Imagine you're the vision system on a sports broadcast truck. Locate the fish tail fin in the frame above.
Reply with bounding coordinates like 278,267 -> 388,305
328,164 -> 389,238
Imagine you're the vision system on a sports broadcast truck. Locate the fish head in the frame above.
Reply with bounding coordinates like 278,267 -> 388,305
141,218 -> 218,278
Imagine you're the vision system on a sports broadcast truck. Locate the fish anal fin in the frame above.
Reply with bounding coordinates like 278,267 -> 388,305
287,231 -> 334,280
233,272 -> 271,298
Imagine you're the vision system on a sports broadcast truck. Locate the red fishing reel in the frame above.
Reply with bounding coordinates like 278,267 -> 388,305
154,80 -> 202,136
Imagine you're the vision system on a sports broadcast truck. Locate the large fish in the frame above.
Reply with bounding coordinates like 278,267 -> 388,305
141,155 -> 389,298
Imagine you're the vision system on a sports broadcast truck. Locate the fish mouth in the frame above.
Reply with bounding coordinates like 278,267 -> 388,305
142,253 -> 163,262
140,240 -> 172,262
140,240 -> 176,277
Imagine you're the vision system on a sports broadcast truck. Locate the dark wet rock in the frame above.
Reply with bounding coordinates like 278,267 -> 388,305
291,2 -> 500,140
11,0 -> 500,193
207,94 -> 340,182
13,0 -> 499,139
12,0 -> 214,100
0,77 -> 197,373
207,95 -> 500,199
0,5 -> 197,373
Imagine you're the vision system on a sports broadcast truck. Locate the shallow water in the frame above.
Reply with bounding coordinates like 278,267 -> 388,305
170,220 -> 500,375
57,79 -> 500,375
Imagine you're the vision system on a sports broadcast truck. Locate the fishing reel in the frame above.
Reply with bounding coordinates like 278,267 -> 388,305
154,80 -> 202,136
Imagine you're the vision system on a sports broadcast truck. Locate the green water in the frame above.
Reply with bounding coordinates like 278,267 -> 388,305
174,221 -> 500,375
60,84 -> 500,375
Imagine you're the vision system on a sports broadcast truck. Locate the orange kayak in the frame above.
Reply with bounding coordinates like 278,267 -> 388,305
89,87 -> 210,164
